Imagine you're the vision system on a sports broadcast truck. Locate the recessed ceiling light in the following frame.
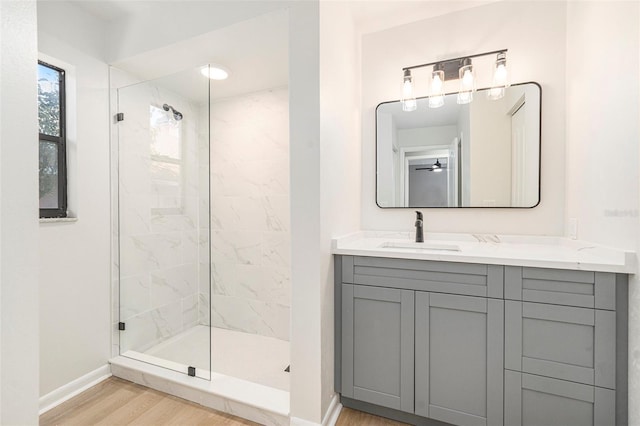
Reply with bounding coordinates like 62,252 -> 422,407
201,65 -> 229,80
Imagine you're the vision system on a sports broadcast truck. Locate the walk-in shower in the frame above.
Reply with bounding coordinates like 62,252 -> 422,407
113,62 -> 291,392
109,13 -> 290,421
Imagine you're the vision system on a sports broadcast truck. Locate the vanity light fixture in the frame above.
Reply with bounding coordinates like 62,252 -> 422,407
487,52 -> 509,100
401,69 -> 417,112
400,49 -> 508,109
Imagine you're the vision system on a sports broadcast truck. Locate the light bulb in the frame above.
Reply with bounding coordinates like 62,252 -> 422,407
429,69 -> 445,109
494,63 -> 507,84
401,70 -> 417,112
403,80 -> 413,97
462,69 -> 474,86
433,168 -> 443,173
457,61 -> 475,105
432,72 -> 443,92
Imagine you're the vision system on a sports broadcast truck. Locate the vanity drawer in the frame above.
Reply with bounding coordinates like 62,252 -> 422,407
505,266 -> 616,309
504,371 -> 615,426
505,301 -> 615,389
343,256 -> 503,298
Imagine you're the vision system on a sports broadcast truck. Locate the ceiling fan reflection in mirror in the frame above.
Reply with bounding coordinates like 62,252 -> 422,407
416,159 -> 445,172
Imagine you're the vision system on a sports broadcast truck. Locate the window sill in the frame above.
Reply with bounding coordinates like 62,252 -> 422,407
39,217 -> 78,224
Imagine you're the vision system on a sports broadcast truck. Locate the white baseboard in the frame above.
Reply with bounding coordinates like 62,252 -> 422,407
290,417 -> 321,426
290,394 -> 342,426
322,394 -> 342,426
39,364 -> 111,415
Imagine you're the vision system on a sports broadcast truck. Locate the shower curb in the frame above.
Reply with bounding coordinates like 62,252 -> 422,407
110,356 -> 289,426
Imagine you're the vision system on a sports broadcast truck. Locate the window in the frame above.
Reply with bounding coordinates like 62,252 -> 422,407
150,105 -> 183,214
38,61 -> 67,218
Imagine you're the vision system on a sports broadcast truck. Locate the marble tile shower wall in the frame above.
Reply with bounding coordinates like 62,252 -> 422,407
117,82 -> 210,354
207,87 -> 290,341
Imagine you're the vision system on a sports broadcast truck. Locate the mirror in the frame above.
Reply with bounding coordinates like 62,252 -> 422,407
376,82 -> 541,208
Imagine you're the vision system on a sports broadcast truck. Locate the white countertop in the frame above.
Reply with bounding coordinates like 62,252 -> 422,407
331,231 -> 636,274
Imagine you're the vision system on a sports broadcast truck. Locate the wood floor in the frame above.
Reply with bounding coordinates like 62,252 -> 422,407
335,407 -> 409,426
40,377 -> 408,426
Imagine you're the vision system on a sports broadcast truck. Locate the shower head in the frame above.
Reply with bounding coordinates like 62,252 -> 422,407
162,103 -> 183,121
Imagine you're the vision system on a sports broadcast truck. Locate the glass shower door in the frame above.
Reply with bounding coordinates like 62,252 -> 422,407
117,66 -> 211,379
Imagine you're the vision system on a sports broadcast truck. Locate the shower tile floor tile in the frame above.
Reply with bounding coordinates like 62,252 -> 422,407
144,325 -> 290,391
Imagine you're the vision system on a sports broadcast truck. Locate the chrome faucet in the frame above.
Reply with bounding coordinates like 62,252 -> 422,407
415,211 -> 424,243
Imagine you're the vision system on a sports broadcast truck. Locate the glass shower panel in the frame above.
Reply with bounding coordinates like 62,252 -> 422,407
117,66 -> 211,380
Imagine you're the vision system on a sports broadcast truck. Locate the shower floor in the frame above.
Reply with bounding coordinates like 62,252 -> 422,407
142,325 -> 290,392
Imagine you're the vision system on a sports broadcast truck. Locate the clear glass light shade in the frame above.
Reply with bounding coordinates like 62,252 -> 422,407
457,64 -> 475,105
488,54 -> 509,100
401,72 -> 417,112
429,70 -> 445,108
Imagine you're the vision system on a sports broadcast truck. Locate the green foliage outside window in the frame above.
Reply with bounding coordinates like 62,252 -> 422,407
38,84 -> 59,199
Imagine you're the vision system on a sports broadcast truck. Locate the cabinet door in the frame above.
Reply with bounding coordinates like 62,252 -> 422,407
505,371 -> 616,426
341,284 -> 414,413
505,301 -> 616,388
415,292 -> 504,426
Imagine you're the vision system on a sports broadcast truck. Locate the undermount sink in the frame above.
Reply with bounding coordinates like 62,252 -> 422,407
379,241 -> 461,252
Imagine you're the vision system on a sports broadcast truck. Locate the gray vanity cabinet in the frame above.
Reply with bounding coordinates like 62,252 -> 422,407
335,256 -> 628,426
415,292 -> 504,426
340,284 -> 415,413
